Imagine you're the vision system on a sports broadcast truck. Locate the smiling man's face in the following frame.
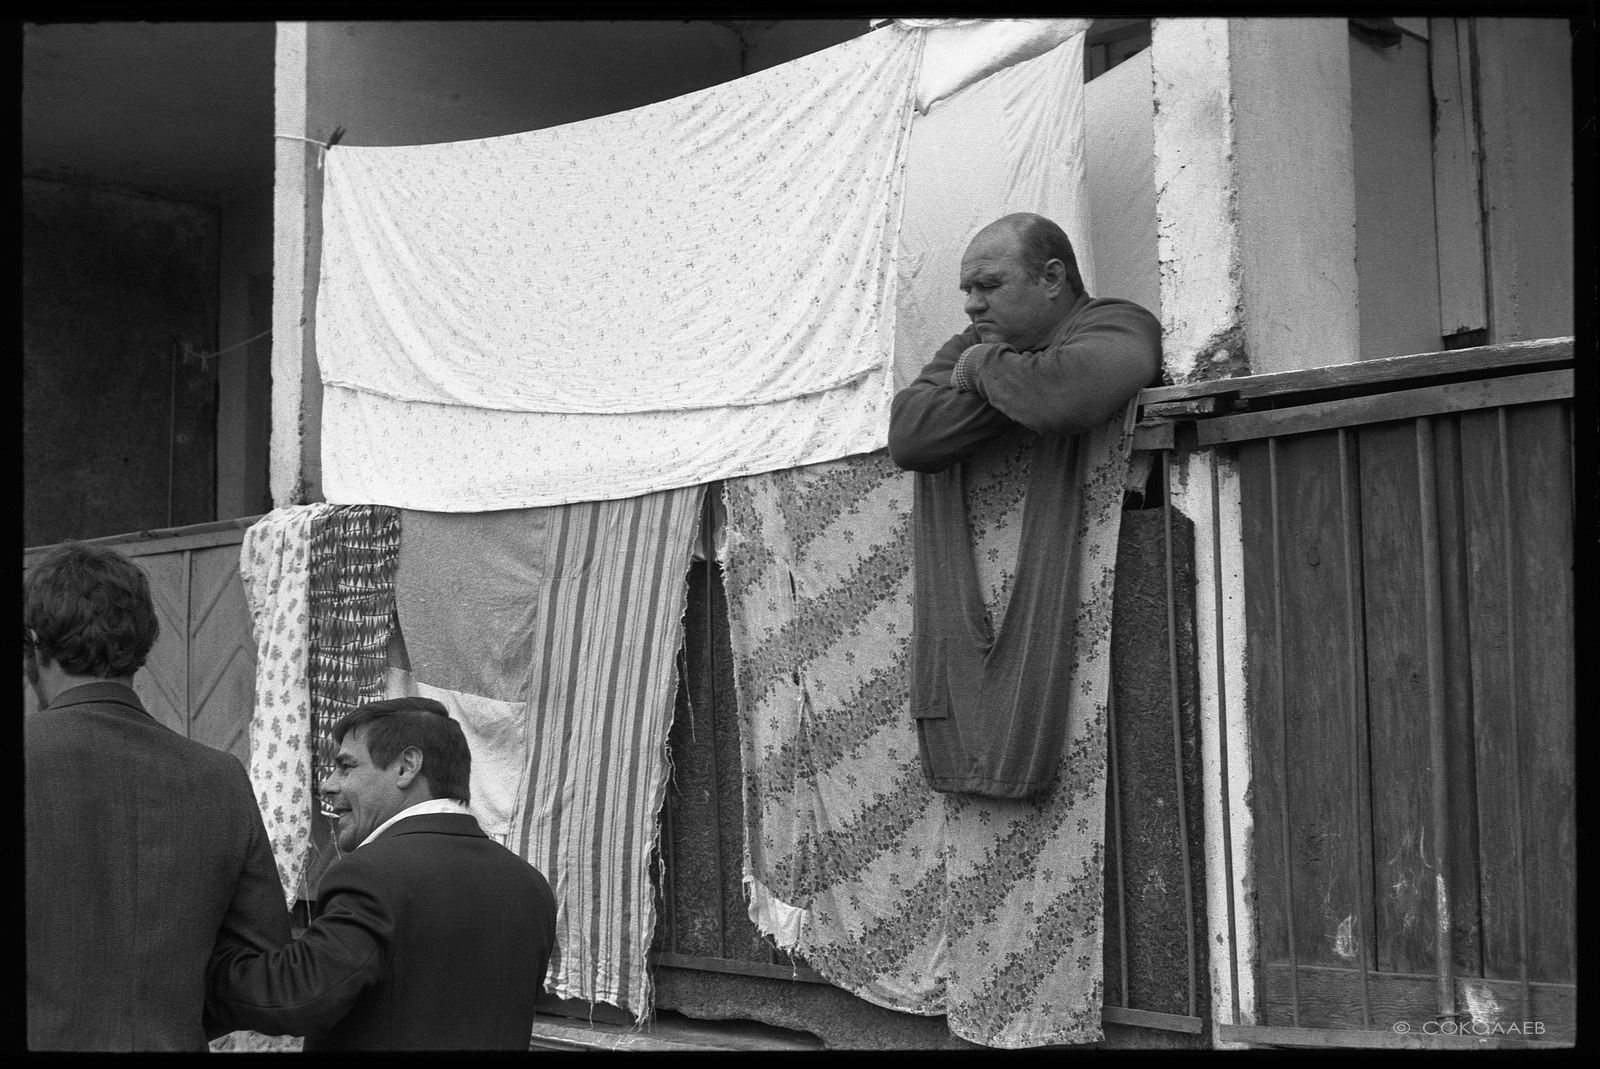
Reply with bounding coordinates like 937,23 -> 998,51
958,224 -> 1064,353
320,726 -> 410,853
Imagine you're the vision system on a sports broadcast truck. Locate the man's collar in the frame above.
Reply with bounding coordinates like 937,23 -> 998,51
1049,291 -> 1093,339
43,680 -> 145,714
358,797 -> 474,849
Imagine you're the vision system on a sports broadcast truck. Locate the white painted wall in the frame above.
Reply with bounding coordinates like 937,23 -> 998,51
1085,47 -> 1160,319
1150,18 -> 1241,385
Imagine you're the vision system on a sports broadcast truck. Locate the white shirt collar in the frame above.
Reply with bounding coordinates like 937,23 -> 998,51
358,797 -> 474,850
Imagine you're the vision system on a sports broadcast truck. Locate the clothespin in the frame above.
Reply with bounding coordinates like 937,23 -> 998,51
315,126 -> 345,170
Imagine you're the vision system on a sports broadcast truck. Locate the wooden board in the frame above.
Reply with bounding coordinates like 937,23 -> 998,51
1238,394 -> 1575,1038
1258,963 -> 1575,1044
1457,404 -> 1576,985
186,543 -> 256,767
1139,337 -> 1570,407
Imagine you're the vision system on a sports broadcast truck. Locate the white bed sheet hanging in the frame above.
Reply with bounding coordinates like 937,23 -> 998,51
318,28 -> 921,415
319,19 -> 1090,511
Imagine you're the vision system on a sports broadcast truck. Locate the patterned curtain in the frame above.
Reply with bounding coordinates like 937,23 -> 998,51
721,428 -> 1129,1047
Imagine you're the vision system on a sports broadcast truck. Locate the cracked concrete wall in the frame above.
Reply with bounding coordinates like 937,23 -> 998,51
1150,19 -> 1244,385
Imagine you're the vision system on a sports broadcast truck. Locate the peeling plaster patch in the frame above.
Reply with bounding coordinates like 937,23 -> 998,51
1186,324 -> 1251,383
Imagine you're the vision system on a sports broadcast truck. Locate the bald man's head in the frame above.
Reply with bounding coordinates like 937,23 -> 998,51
959,213 -> 1084,351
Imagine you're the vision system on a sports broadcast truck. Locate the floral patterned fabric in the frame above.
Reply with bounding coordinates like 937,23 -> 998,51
319,29 -> 920,415
239,504 -> 331,908
317,27 -> 922,514
721,418 -> 1131,1046
319,376 -> 892,513
317,23 -> 1090,514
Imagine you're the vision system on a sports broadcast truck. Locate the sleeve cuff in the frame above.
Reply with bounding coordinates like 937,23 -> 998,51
951,344 -> 986,393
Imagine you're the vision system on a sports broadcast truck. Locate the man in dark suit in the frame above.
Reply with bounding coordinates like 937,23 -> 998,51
206,696 -> 559,1050
24,542 -> 291,1051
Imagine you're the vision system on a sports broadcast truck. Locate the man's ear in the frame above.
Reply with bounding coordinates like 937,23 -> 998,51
1042,258 -> 1068,299
395,746 -> 425,790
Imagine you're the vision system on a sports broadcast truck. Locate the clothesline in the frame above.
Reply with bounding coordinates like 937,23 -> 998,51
274,126 -> 346,168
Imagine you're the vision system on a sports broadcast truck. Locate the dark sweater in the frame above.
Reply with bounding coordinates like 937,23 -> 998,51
888,295 -> 1161,798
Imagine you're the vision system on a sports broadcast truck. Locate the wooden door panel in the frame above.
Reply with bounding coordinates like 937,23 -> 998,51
1240,389 -> 1575,1038
187,544 -> 256,768
1351,419 -> 1440,978
134,552 -> 188,736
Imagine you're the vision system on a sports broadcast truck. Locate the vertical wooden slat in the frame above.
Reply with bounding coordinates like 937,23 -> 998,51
1212,453 -> 1242,1026
1414,416 -> 1458,1021
1357,420 -> 1436,977
1336,429 -> 1375,1029
1106,684 -> 1131,1007
1267,438 -> 1301,1027
1494,408 -> 1531,1019
1162,454 -> 1198,1018
1459,401 -> 1574,992
1432,416 -> 1487,982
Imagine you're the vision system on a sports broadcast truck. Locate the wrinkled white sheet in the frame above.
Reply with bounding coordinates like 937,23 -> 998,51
892,24 -> 1092,390
906,17 -> 1086,111
319,28 -> 921,415
319,19 -> 1090,511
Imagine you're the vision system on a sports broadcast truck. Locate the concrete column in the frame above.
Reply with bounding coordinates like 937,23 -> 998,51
1152,17 -> 1359,382
1148,17 -> 1360,1041
270,21 -> 323,507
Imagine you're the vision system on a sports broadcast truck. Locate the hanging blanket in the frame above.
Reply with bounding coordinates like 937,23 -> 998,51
301,504 -> 402,893
388,488 -> 704,1018
239,504 -> 331,907
240,504 -> 402,906
307,505 -> 401,784
319,26 -> 923,510
319,20 -> 1089,512
722,432 -> 1128,1047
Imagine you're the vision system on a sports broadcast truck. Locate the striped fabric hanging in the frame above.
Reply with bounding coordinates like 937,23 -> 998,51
307,505 -> 402,786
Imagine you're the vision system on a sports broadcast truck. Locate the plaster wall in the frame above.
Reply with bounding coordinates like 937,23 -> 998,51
1085,47 -> 1160,319
23,176 -> 219,546
1231,17 -> 1360,375
1166,450 -> 1257,1043
1149,19 -> 1242,385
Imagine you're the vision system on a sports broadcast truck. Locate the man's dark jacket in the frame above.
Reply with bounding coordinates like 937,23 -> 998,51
25,681 -> 291,1050
207,811 -> 558,1050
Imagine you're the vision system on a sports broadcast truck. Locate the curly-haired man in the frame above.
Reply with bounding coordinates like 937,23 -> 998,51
24,542 -> 289,1051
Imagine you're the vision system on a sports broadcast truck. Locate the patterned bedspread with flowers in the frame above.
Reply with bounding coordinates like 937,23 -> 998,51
720,421 -> 1129,1048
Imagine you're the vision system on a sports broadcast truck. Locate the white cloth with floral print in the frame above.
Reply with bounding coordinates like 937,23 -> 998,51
318,27 -> 919,511
317,20 -> 1088,512
240,504 -> 333,907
